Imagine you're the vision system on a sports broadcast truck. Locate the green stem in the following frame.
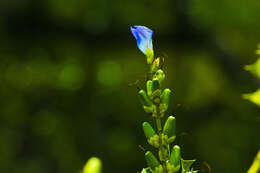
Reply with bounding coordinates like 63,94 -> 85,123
149,60 -> 168,173
156,117 -> 162,132
155,117 -> 168,173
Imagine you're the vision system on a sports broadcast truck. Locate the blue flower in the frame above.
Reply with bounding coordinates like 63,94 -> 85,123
130,26 -> 154,58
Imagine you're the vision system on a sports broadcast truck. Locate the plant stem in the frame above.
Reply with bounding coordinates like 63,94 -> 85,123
156,117 -> 162,132
155,116 -> 168,173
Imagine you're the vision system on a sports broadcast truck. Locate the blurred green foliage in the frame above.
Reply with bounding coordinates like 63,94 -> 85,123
82,157 -> 102,173
243,46 -> 260,106
0,0 -> 260,173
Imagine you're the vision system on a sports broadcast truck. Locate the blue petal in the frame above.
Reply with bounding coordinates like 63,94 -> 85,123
133,26 -> 153,40
130,25 -> 153,55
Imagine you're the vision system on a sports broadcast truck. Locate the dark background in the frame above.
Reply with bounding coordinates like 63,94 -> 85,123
0,0 -> 260,173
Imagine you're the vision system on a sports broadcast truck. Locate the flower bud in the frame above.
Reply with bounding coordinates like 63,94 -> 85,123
143,105 -> 155,114
148,135 -> 160,148
145,151 -> 160,170
151,57 -> 160,73
152,79 -> 161,103
152,79 -> 160,92
170,145 -> 181,170
138,90 -> 153,107
154,69 -> 165,83
146,80 -> 153,98
142,122 -> 156,140
163,116 -> 176,143
159,88 -> 171,113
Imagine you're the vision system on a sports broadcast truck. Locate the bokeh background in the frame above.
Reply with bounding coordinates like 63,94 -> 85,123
0,0 -> 260,173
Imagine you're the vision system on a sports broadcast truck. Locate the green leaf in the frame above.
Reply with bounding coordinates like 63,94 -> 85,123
181,158 -> 196,173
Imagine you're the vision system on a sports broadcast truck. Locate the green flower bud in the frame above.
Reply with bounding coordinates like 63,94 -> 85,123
146,80 -> 153,98
138,90 -> 153,107
152,79 -> 160,91
83,157 -> 102,173
159,88 -> 171,113
161,134 -> 169,146
146,48 -> 154,64
163,116 -> 176,143
154,69 -> 165,83
151,57 -> 160,73
152,79 -> 161,103
145,151 -> 160,170
142,122 -> 156,140
143,105 -> 155,114
170,145 -> 181,170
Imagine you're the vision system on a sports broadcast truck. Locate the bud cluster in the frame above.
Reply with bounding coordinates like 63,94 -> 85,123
139,56 -> 197,173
